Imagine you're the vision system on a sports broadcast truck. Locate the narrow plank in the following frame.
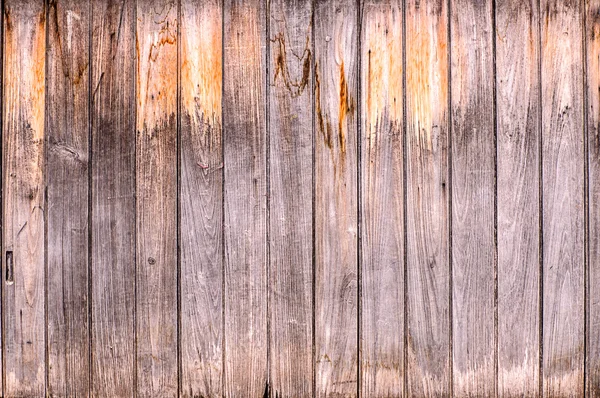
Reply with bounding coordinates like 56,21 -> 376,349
450,0 -> 495,395
268,0 -> 314,395
314,0 -> 358,396
541,0 -> 585,396
495,0 -> 540,396
46,0 -> 90,395
2,1 -> 46,395
90,0 -> 136,395
360,1 -> 404,396
223,0 -> 267,396
179,0 -> 223,395
136,1 -> 178,395
587,0 -> 600,395
405,0 -> 450,396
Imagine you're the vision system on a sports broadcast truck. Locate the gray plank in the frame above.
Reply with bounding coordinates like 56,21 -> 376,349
268,0 -> 314,395
2,1 -> 46,395
360,1 -> 404,395
179,0 -> 223,395
405,0 -> 450,396
314,0 -> 359,396
495,0 -> 541,396
223,0 -> 267,396
135,1 -> 178,395
46,0 -> 90,395
541,0 -> 585,396
90,0 -> 136,395
450,0 -> 495,395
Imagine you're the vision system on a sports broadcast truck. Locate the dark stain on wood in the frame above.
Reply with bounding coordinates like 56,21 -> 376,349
271,32 -> 311,97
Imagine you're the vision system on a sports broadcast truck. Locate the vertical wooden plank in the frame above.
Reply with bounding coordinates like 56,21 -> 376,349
495,0 -> 541,396
587,0 -> 600,395
2,1 -> 46,395
46,0 -> 90,395
541,0 -> 585,396
450,0 -> 495,395
360,1 -> 404,396
90,0 -> 136,395
268,0 -> 313,395
405,0 -> 450,396
223,0 -> 267,396
314,0 -> 358,396
179,0 -> 223,395
136,0 -> 178,395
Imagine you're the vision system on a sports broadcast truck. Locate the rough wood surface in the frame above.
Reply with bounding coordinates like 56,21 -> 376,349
90,0 -> 136,395
135,1 -> 178,395
46,0 -> 90,395
495,0 -> 541,396
179,0 -> 223,396
223,0 -> 268,396
2,1 -> 46,395
268,0 -> 314,395
405,0 -> 450,396
360,1 -> 404,396
450,0 -> 496,396
541,0 -> 585,396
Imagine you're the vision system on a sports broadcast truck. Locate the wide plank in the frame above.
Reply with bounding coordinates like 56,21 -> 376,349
314,0 -> 359,396
136,0 -> 178,395
90,0 -> 136,395
268,0 -> 314,395
360,1 -> 404,396
46,0 -> 90,395
541,0 -> 585,396
495,0 -> 541,396
450,0 -> 495,395
223,0 -> 267,396
2,1 -> 46,395
405,0 -> 450,396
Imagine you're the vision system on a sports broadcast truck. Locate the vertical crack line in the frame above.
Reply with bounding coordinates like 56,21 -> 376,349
582,0 -> 590,395
220,0 -> 226,395
176,0 -> 182,396
356,0 -> 363,397
311,1 -> 316,397
133,1 -> 138,395
537,0 -> 544,396
491,0 -> 499,396
43,0 -> 50,394
265,0 -> 271,394
447,0 -> 454,395
1,0 -> 5,393
87,0 -> 93,394
401,0 -> 408,396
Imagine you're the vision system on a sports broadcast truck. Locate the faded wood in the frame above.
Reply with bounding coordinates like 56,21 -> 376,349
179,0 -> 223,396
46,0 -> 90,395
541,0 -> 585,396
495,0 -> 541,396
223,0 -> 268,396
268,0 -> 314,396
314,1 -> 359,397
136,1 -> 178,395
90,0 -> 136,395
2,1 -> 46,395
360,1 -> 404,396
450,0 -> 496,396
405,0 -> 450,396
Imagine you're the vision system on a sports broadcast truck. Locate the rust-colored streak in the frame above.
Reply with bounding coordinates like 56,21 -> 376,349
338,62 -> 355,154
315,63 -> 332,150
272,32 -> 311,98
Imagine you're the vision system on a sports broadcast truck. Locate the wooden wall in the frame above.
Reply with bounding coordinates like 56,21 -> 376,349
0,0 -> 597,396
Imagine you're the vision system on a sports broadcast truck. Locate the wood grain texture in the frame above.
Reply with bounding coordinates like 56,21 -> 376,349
223,0 -> 267,396
136,0 -> 178,395
46,0 -> 90,395
360,1 -> 404,396
268,0 -> 314,395
2,1 -> 46,395
90,0 -> 136,395
314,1 -> 358,396
450,0 -> 495,396
405,0 -> 450,396
587,0 -> 600,395
541,0 -> 585,396
179,0 -> 223,395
495,0 -> 540,396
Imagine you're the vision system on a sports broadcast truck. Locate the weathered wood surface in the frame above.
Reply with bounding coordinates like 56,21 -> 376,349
496,0 -> 541,396
0,0 -> 598,396
46,0 -> 90,395
180,0 -> 223,396
360,1 -> 404,396
223,0 -> 268,396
